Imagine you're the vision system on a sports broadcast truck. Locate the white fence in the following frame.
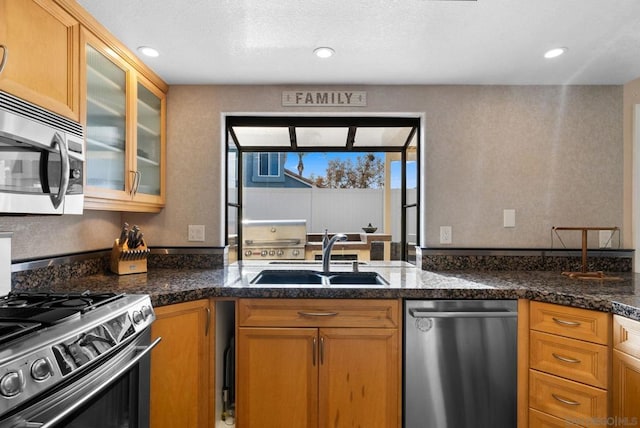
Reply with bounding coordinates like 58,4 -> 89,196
241,187 -> 416,241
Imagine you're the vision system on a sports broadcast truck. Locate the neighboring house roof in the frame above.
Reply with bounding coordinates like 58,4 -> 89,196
284,169 -> 317,188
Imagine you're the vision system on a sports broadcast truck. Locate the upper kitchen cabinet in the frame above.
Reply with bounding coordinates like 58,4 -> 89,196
80,29 -> 166,212
0,0 -> 80,121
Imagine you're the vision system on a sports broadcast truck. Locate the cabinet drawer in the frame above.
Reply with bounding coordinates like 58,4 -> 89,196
238,299 -> 399,328
529,408 -> 582,427
530,331 -> 609,388
613,315 -> 640,356
530,302 -> 611,345
529,370 -> 608,424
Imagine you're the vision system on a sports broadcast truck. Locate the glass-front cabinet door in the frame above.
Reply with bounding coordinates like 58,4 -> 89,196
81,29 -> 166,212
133,79 -> 163,199
85,42 -> 128,194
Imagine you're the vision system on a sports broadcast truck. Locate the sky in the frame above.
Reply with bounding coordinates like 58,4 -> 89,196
283,152 -> 417,188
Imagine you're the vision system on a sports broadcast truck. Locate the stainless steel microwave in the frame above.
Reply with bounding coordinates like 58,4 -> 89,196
0,91 -> 84,215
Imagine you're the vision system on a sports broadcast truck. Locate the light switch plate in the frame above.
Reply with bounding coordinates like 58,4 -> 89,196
188,225 -> 205,241
503,209 -> 516,228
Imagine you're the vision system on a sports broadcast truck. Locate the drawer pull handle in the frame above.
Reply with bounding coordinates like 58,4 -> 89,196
552,394 -> 581,406
552,317 -> 581,327
298,311 -> 338,317
552,353 -> 581,364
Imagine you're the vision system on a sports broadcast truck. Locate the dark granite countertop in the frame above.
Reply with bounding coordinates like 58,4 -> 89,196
16,261 -> 640,322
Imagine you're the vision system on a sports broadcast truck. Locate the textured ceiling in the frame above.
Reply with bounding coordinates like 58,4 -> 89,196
77,0 -> 640,85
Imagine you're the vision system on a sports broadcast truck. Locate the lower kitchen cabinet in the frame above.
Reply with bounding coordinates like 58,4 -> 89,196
238,327 -> 318,427
237,298 -> 401,428
150,299 -> 213,428
527,301 -> 612,428
612,315 -> 640,427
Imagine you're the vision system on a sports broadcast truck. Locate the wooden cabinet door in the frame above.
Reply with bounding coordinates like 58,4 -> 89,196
237,327 -> 319,428
0,0 -> 79,120
612,349 -> 640,427
318,328 -> 400,428
150,300 -> 212,428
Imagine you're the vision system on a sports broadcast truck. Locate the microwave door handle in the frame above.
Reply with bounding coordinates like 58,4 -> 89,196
50,133 -> 70,209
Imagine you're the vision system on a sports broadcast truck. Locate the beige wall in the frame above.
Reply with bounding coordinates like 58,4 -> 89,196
134,84 -> 624,249
623,77 -> 640,265
2,210 -> 120,260
1,84 -> 627,260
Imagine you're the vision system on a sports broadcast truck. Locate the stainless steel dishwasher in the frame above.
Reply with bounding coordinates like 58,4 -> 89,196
405,300 -> 518,428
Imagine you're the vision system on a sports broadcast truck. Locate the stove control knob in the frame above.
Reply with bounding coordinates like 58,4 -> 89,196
276,250 -> 284,256
0,371 -> 23,397
31,358 -> 53,381
260,250 -> 268,257
244,250 -> 252,257
132,310 -> 144,325
292,249 -> 300,256
268,250 -> 275,256
141,305 -> 153,320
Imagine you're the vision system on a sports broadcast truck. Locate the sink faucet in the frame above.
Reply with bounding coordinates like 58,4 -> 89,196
322,229 -> 347,274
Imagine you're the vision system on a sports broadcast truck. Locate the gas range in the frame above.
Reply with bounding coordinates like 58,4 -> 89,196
0,291 -> 155,417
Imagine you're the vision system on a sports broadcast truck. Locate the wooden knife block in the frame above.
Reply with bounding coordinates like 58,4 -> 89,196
110,238 -> 149,275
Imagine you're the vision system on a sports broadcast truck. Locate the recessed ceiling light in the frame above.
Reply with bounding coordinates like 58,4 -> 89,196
137,46 -> 160,58
544,47 -> 567,59
314,47 -> 335,59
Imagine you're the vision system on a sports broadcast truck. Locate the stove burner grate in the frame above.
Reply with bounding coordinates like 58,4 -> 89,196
1,292 -> 124,313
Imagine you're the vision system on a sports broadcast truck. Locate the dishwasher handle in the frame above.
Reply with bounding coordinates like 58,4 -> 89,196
409,308 -> 517,319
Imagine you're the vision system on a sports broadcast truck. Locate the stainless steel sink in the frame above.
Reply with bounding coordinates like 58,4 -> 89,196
250,270 -> 325,284
325,272 -> 389,285
250,270 -> 387,285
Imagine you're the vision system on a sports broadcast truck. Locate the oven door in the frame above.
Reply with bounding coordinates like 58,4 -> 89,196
0,329 -> 160,428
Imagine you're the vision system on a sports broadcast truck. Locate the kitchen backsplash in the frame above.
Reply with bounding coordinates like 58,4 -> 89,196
418,248 -> 633,272
11,248 -> 226,291
10,246 -> 633,291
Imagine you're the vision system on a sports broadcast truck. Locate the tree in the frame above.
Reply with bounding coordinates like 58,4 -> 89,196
312,153 -> 384,188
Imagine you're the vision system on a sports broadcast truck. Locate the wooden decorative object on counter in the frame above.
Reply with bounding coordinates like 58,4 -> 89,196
110,238 -> 150,275
551,226 -> 622,280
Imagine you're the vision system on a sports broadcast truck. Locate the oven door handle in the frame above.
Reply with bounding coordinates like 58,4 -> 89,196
27,337 -> 161,428
244,239 -> 301,245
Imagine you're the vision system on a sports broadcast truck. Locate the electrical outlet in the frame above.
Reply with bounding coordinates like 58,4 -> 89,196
598,230 -> 613,248
188,225 -> 205,242
440,226 -> 452,244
